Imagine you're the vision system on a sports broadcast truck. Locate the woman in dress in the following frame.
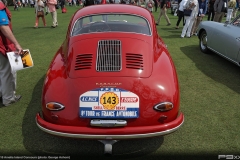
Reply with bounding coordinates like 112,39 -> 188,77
34,0 -> 46,28
180,0 -> 199,38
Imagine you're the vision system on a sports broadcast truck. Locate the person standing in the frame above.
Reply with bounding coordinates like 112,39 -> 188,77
232,0 -> 238,18
180,0 -> 199,38
47,0 -> 58,28
25,0 -> 29,6
68,0 -> 72,6
30,0 -> 34,7
153,0 -> 158,12
94,0 -> 100,4
34,0 -> 46,28
22,0 -> 26,7
0,0 -> 23,106
213,0 -> 227,22
72,0 -> 77,6
226,0 -> 236,22
191,0 -> 208,35
146,0 -> 155,12
155,0 -> 171,25
42,0 -> 49,15
14,0 -> 19,10
139,0 -> 145,6
59,0 -> 65,10
207,0 -> 215,20
84,0 -> 94,6
176,0 -> 187,28
84,0 -> 94,22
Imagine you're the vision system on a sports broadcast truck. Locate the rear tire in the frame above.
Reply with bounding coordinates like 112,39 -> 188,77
199,30 -> 209,54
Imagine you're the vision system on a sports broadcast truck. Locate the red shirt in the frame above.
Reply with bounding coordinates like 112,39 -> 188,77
0,2 -> 16,57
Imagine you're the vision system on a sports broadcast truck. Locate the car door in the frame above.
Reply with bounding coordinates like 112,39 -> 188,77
208,24 -> 227,57
220,23 -> 240,62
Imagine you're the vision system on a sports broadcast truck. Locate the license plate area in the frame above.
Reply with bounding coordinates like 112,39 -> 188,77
79,88 -> 139,119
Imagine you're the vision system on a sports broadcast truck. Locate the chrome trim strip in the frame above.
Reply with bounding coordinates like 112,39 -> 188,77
208,47 -> 239,66
71,13 -> 152,37
90,119 -> 127,127
72,31 -> 151,37
36,118 -> 184,139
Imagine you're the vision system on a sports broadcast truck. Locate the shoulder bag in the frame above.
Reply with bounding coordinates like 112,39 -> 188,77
183,9 -> 192,16
183,0 -> 193,16
37,9 -> 44,17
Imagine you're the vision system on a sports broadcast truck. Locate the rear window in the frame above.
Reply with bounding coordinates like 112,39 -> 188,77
71,14 -> 151,36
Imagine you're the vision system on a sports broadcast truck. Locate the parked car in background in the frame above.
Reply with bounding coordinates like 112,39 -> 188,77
198,14 -> 240,66
36,4 -> 184,155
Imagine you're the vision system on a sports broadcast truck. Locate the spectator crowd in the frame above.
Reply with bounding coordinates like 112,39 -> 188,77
10,0 -> 240,36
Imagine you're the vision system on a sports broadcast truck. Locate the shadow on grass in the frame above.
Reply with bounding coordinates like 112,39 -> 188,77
180,45 -> 240,94
157,28 -> 182,38
160,34 -> 182,39
22,75 -> 164,159
23,26 -> 51,29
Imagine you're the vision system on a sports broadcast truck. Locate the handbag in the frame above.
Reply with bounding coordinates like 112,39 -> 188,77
183,9 -> 192,16
62,7 -> 67,13
37,10 -> 44,17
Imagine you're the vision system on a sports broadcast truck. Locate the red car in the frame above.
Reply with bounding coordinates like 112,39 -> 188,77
36,4 -> 184,154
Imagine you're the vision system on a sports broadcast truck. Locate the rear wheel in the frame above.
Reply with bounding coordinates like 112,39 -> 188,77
199,30 -> 209,53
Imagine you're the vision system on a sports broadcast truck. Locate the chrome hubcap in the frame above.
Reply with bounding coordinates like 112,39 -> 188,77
201,34 -> 207,50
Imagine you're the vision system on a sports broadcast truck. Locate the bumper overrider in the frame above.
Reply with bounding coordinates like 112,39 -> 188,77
36,113 -> 184,139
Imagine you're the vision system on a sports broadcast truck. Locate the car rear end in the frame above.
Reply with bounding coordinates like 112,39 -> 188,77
36,10 -> 184,141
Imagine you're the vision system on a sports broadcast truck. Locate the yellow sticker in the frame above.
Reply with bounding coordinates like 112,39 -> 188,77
100,92 -> 119,110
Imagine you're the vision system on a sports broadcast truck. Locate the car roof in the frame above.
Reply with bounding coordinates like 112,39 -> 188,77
73,4 -> 153,22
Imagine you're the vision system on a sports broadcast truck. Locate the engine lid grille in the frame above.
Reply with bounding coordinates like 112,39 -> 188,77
75,54 -> 93,70
96,40 -> 122,72
126,53 -> 143,70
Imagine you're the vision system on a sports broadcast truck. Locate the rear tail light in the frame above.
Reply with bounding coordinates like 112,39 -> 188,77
153,102 -> 173,111
46,102 -> 65,111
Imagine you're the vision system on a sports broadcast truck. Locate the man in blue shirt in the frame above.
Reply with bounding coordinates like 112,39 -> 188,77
191,0 -> 208,35
0,0 -> 23,106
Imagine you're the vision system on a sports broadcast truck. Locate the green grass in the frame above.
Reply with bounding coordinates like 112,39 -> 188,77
0,6 -> 240,159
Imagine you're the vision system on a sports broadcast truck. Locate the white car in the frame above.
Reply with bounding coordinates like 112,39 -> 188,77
198,14 -> 240,65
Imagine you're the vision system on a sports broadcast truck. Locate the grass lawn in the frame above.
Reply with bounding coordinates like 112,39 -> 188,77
0,5 -> 240,159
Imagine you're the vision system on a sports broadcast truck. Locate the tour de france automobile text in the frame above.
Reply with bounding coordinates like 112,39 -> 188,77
81,110 -> 138,117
